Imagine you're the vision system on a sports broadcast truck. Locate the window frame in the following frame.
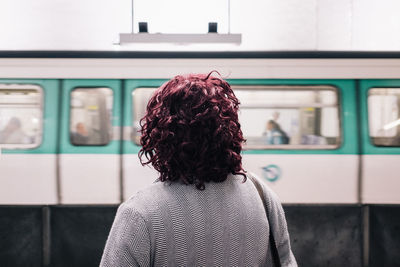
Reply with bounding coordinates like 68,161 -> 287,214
130,84 -> 342,150
367,87 -> 400,147
0,83 -> 44,150
69,87 -> 114,147
233,85 -> 342,150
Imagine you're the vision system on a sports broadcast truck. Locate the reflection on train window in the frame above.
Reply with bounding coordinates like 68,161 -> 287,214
70,88 -> 113,146
234,86 -> 340,149
0,84 -> 43,149
132,87 -> 157,145
368,88 -> 400,147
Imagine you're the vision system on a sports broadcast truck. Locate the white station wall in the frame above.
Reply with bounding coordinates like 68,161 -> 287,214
0,0 -> 399,51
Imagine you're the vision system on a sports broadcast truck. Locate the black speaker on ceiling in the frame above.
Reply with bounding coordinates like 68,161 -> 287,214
208,22 -> 218,33
138,22 -> 148,33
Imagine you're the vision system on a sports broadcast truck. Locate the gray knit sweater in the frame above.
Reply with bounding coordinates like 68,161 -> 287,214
100,174 -> 297,266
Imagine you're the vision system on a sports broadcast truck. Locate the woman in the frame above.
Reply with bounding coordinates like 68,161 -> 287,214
100,73 -> 297,266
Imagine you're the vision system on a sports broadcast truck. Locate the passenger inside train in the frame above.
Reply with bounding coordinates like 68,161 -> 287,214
70,122 -> 89,145
0,117 -> 29,144
264,119 -> 290,145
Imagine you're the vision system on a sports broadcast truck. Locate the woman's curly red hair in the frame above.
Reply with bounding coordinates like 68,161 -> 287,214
139,72 -> 246,189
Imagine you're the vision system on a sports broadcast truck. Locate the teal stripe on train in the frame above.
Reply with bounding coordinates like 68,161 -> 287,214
59,79 -> 122,154
123,79 -> 359,155
0,79 -> 59,154
2,79 -> 378,155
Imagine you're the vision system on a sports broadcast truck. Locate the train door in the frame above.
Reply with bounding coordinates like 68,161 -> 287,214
122,79 -> 165,200
59,79 -> 122,204
0,79 -> 59,204
360,80 -> 400,203
230,79 -> 359,203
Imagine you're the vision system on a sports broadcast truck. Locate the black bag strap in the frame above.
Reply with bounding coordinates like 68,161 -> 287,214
248,174 -> 282,267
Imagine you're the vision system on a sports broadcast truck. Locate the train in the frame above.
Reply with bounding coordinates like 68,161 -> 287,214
0,52 -> 399,205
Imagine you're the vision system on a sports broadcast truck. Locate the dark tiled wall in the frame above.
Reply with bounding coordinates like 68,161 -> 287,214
50,206 -> 118,267
284,205 -> 363,267
0,206 -> 43,267
0,205 -> 399,267
369,205 -> 400,267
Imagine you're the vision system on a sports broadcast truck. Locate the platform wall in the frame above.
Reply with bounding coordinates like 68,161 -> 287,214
0,205 -> 399,267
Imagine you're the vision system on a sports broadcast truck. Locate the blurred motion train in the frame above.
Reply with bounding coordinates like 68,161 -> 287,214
0,53 -> 399,205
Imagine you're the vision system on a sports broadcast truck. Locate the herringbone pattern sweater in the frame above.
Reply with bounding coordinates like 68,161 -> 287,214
100,174 -> 297,266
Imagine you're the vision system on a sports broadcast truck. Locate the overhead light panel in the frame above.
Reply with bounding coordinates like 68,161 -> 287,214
119,29 -> 241,44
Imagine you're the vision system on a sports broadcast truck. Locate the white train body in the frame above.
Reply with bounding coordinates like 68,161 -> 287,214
0,55 -> 399,204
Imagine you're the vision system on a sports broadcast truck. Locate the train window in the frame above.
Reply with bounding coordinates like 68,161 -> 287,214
234,85 -> 340,149
132,88 -> 157,144
130,86 -> 340,149
368,88 -> 400,147
70,87 -> 113,146
0,84 -> 43,149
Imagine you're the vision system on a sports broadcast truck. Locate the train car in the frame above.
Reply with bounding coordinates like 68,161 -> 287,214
1,53 -> 400,266
0,53 -> 399,206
